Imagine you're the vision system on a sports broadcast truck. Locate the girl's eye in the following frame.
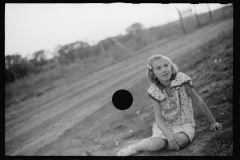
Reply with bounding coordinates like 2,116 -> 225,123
164,64 -> 168,67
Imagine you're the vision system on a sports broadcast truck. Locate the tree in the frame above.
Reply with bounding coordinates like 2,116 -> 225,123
126,23 -> 144,37
31,50 -> 47,72
32,50 -> 47,62
5,54 -> 20,82
5,54 -> 22,68
5,54 -> 34,83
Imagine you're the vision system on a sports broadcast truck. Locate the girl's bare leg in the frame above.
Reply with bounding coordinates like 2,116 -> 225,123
134,137 -> 167,152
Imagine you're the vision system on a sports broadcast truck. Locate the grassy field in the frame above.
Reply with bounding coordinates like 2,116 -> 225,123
80,27 -> 233,156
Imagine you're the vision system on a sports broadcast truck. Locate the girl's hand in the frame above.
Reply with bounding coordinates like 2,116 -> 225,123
165,131 -> 179,150
210,122 -> 223,131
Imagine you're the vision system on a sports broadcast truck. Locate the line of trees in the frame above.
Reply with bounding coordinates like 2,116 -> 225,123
5,44 -> 83,83
5,50 -> 48,83
5,23 -> 143,84
5,38 -> 118,84
3,21 -> 193,84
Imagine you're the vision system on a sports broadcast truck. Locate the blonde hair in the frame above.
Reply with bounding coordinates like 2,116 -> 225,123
147,54 -> 178,86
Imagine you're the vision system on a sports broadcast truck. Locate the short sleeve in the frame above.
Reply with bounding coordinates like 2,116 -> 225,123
170,72 -> 193,89
147,84 -> 166,101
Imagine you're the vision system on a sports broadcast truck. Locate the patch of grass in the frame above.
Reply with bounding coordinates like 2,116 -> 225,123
202,129 -> 233,156
177,28 -> 233,155
5,56 -> 112,108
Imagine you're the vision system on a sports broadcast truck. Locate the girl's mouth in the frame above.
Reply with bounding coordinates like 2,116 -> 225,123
163,73 -> 169,77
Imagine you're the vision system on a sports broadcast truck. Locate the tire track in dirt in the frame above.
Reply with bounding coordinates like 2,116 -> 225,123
5,57 -> 143,139
5,19 -> 233,155
5,54 -> 149,155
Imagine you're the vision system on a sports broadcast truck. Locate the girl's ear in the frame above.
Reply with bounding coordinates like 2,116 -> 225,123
153,72 -> 156,78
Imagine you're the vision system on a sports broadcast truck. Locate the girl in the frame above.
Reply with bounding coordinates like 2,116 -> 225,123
117,54 -> 222,156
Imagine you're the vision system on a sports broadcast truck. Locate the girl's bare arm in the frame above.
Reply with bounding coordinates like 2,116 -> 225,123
151,98 -> 170,133
185,83 -> 216,124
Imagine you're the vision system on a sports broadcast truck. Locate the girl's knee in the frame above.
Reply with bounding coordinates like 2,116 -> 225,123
148,138 -> 167,151
177,138 -> 189,149
165,133 -> 190,150
176,133 -> 190,149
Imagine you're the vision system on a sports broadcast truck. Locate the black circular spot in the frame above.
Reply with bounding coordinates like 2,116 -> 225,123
112,89 -> 133,110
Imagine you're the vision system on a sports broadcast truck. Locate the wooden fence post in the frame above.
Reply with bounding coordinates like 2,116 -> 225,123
193,4 -> 201,27
175,7 -> 186,34
99,41 -> 106,55
54,57 -> 60,68
112,38 -> 126,50
207,3 -> 213,21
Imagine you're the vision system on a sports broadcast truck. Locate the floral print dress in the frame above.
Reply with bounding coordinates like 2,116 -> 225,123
147,72 -> 195,142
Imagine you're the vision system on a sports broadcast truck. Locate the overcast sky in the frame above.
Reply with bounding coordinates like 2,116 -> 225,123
5,3 -> 225,59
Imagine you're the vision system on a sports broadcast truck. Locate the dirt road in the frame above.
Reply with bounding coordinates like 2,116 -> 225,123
5,18 -> 233,155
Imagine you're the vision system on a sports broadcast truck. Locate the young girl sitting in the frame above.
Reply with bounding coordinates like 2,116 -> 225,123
117,54 -> 222,156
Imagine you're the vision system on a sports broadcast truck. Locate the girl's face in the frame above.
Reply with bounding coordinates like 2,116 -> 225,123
152,58 -> 172,83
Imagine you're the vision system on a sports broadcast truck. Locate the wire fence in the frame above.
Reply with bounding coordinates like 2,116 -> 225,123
175,4 -> 232,34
